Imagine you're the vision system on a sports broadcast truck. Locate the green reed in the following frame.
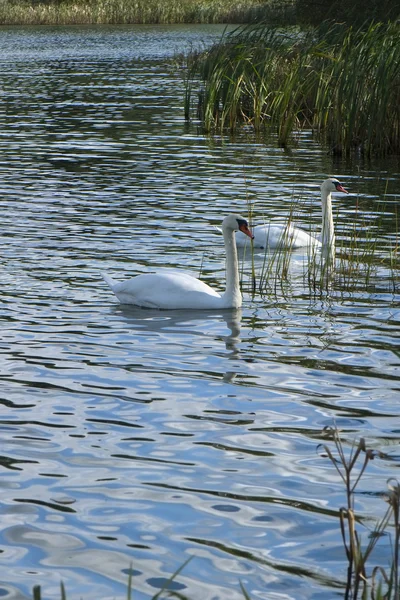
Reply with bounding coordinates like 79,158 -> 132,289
185,20 -> 400,156
242,195 -> 399,298
235,184 -> 337,296
333,191 -> 400,293
255,224 -> 399,298
0,0 -> 291,25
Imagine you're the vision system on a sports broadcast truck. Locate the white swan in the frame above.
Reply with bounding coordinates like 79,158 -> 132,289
236,178 -> 348,250
102,214 -> 253,310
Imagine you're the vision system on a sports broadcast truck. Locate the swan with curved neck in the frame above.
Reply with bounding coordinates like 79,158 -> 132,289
236,178 -> 348,250
102,214 -> 253,310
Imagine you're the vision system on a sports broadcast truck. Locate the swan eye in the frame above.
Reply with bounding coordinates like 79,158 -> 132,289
236,218 -> 248,229
333,180 -> 349,194
237,219 -> 254,239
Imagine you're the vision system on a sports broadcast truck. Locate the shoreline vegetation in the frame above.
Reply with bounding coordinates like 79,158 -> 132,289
0,0 -> 396,28
0,0 -> 294,25
184,20 -> 400,156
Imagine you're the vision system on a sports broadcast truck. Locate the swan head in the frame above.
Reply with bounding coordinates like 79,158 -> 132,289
222,214 -> 253,238
321,177 -> 349,194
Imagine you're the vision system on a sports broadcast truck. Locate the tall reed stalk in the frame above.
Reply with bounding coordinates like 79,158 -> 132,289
321,427 -> 400,599
185,21 -> 400,156
246,208 -> 399,296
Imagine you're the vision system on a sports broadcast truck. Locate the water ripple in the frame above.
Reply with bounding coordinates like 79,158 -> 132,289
0,23 -> 399,600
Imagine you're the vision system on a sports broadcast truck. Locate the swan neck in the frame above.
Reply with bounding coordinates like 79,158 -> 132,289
321,189 -> 335,253
222,226 -> 242,308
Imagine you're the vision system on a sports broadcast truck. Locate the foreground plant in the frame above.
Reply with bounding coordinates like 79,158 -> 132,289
321,427 -> 400,599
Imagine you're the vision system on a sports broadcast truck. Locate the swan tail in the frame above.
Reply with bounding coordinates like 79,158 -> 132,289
102,272 -> 117,291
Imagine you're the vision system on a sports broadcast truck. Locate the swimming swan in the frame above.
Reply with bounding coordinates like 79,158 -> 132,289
102,214 -> 253,309
236,177 -> 348,250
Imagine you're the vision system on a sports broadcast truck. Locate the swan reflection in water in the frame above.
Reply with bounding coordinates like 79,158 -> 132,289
115,306 -> 243,372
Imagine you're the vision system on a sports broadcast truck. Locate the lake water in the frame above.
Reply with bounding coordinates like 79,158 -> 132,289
0,24 -> 399,600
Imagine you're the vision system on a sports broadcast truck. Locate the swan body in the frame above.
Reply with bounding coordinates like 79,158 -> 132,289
236,178 -> 348,250
102,214 -> 253,310
246,222 -> 322,250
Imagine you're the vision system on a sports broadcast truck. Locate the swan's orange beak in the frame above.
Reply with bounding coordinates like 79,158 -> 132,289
239,223 -> 254,239
335,183 -> 349,194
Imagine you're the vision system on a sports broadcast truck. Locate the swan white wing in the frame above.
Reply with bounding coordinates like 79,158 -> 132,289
103,271 -> 223,309
290,226 -> 322,248
236,223 -> 321,249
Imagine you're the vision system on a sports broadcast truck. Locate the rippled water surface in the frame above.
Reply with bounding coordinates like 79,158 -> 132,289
0,24 -> 400,600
